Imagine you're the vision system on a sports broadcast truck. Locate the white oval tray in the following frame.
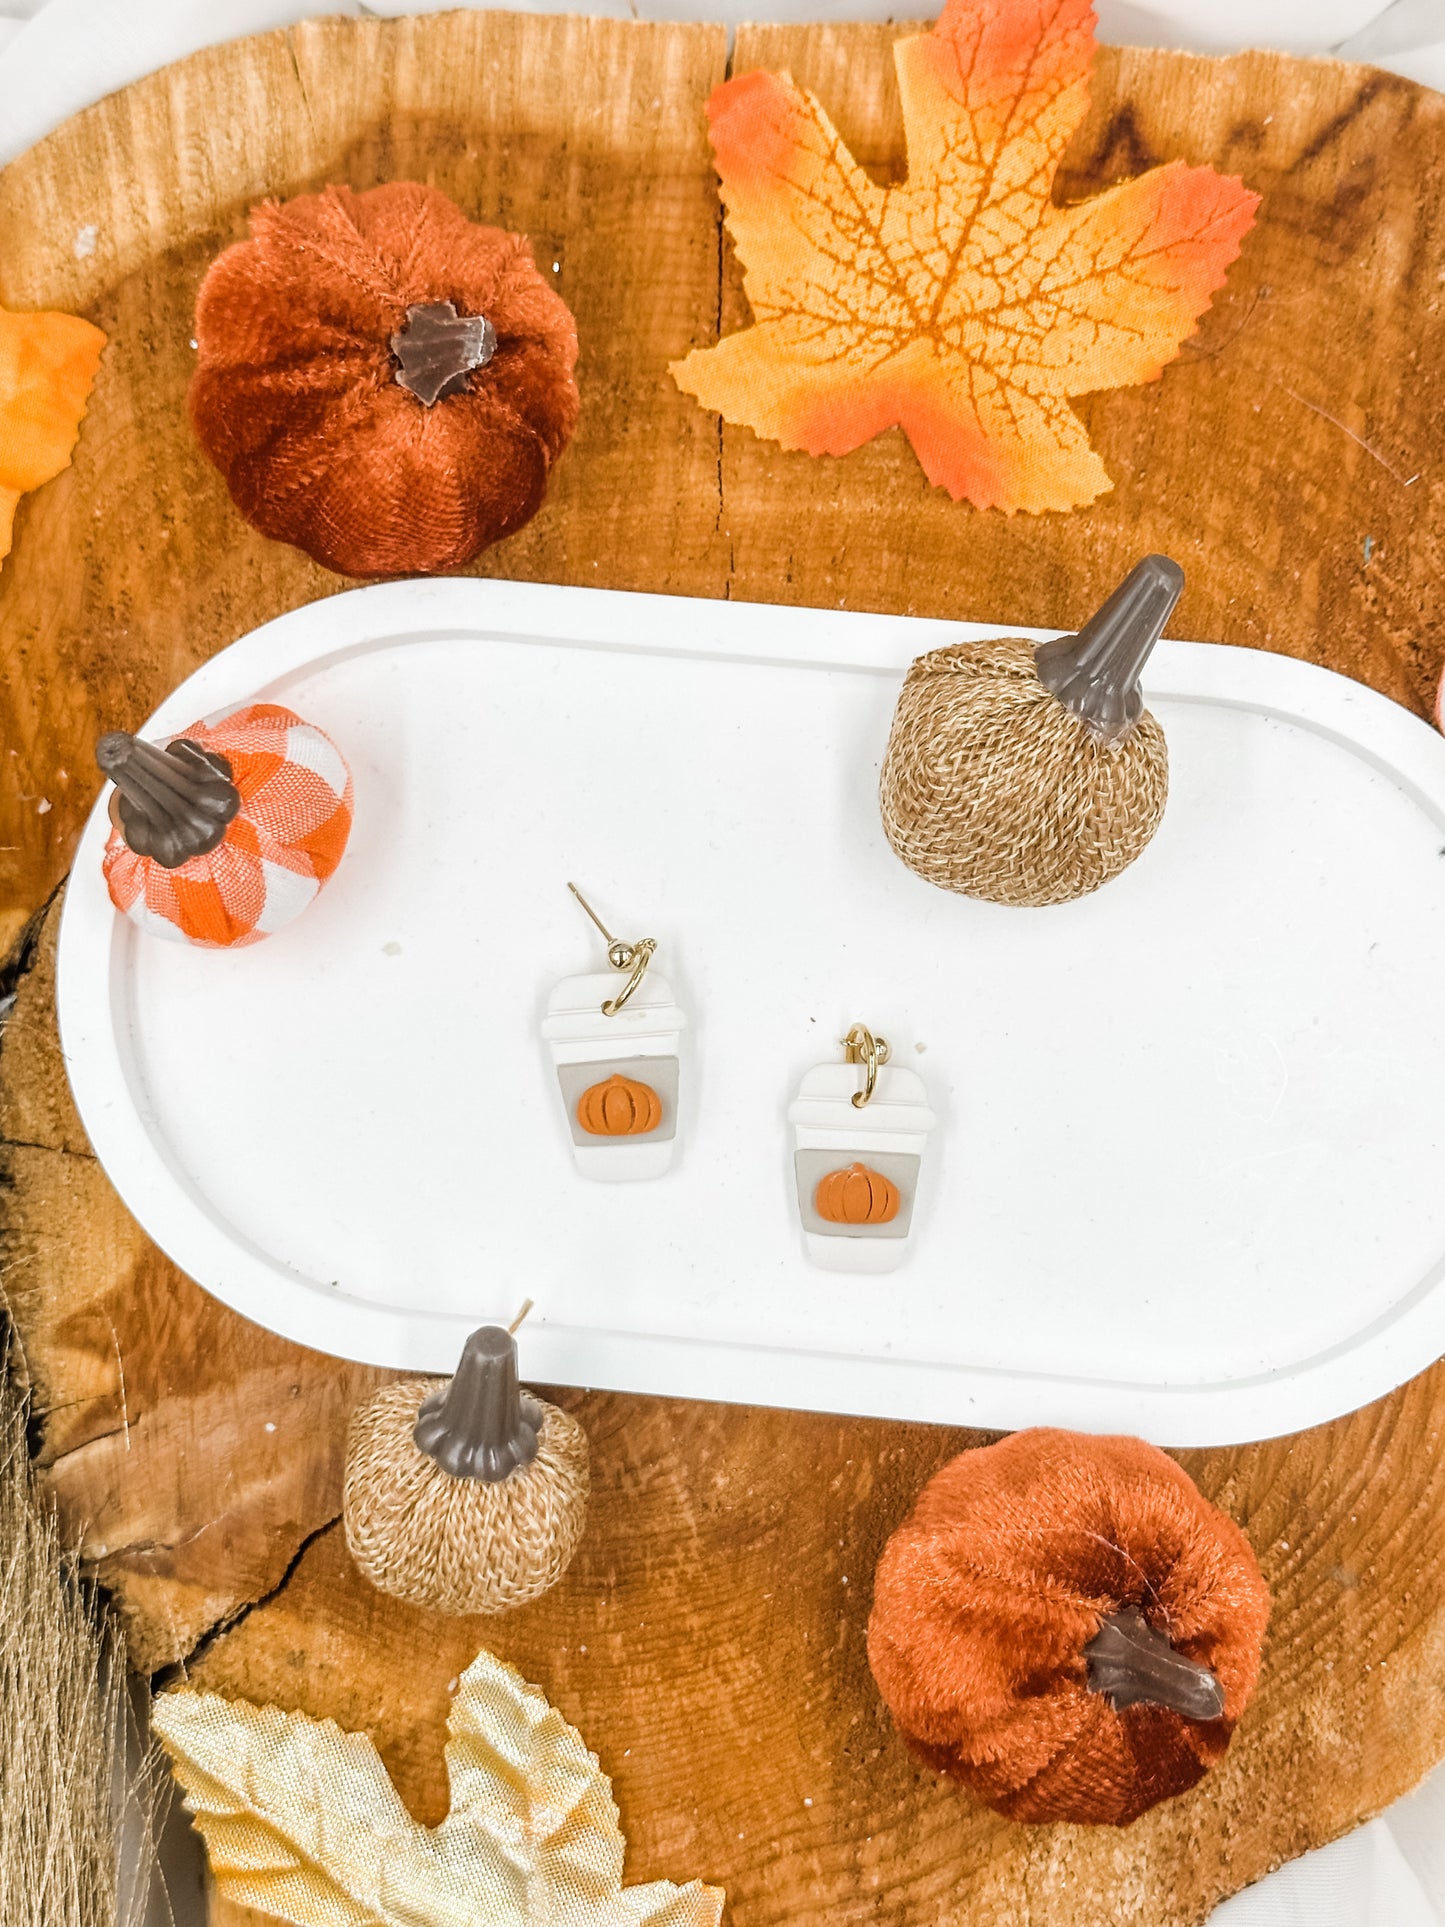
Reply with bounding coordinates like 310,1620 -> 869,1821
57,578 -> 1445,1447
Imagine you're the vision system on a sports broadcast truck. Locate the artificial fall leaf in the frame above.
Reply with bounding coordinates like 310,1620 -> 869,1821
151,1646 -> 724,1927
670,0 -> 1260,513
0,301 -> 105,565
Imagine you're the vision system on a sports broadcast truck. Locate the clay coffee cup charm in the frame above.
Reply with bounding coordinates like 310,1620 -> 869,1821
788,1023 -> 937,1273
540,884 -> 686,1181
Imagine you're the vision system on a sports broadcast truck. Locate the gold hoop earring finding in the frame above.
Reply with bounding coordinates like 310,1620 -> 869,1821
841,1022 -> 891,1108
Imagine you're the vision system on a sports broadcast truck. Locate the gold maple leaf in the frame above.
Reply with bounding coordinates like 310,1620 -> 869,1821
0,301 -> 105,567
671,0 -> 1259,513
152,1647 -> 725,1927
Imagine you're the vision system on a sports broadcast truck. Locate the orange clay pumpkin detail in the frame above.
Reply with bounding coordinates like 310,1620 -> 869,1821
867,1429 -> 1271,1827
188,182 -> 579,578
577,1074 -> 662,1138
815,1162 -> 900,1224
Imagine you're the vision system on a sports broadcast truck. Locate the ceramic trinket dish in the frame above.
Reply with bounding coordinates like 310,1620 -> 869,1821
57,578 -> 1445,1443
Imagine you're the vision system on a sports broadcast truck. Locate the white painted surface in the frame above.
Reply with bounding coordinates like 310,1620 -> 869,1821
55,577 -> 1445,1447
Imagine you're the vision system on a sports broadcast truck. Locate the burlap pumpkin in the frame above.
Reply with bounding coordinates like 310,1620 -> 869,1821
878,556 -> 1182,907
344,1326 -> 590,1617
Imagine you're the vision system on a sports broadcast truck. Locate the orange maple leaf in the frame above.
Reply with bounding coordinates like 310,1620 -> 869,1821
671,0 -> 1259,514
0,301 -> 106,568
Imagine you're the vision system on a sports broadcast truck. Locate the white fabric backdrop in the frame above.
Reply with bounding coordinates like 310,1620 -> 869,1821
0,0 -> 1443,159
0,1 -> 1441,1921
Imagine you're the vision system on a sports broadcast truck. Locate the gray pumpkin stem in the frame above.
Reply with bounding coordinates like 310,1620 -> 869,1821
1084,1605 -> 1225,1720
96,731 -> 240,869
413,1325 -> 542,1483
1034,555 -> 1185,743
391,300 -> 497,407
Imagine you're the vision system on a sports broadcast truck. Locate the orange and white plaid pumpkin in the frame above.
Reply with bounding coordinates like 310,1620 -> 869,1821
103,701 -> 352,947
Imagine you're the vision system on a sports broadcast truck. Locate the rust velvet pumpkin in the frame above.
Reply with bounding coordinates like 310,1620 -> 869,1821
189,182 -> 580,578
577,1074 -> 662,1137
867,1429 -> 1270,1826
814,1162 -> 900,1224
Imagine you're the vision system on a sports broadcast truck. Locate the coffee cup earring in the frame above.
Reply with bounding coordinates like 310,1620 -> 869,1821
540,884 -> 687,1181
788,1022 -> 936,1271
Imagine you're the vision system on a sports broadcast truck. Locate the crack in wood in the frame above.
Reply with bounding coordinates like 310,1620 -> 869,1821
282,28 -> 317,140
152,1514 -> 343,1689
41,1409 -> 144,1468
0,882 -> 63,999
0,1135 -> 97,1161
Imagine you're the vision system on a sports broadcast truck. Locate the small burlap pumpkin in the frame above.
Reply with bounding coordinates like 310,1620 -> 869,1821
879,556 -> 1182,907
345,1326 -> 589,1617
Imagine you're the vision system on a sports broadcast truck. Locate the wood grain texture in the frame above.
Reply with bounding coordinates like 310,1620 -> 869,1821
0,13 -> 1444,1927
0,907 -> 388,1673
0,10 -> 731,919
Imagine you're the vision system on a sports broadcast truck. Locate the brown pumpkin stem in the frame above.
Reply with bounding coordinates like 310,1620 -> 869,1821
96,730 -> 240,870
1033,554 -> 1184,744
1084,1605 -> 1226,1720
413,1325 -> 541,1483
390,299 -> 497,406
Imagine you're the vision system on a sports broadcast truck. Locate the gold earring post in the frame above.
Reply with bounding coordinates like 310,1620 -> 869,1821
567,883 -> 657,1016
567,881 -> 632,967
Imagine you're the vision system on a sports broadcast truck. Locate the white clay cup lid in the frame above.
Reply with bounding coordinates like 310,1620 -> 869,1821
788,1063 -> 936,1135
541,970 -> 686,1042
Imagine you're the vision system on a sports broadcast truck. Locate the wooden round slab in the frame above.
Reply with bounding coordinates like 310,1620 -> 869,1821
2,15 -> 1445,1927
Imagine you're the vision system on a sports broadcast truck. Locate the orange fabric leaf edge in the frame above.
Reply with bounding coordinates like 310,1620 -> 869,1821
671,0 -> 1260,515
0,302 -> 106,564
